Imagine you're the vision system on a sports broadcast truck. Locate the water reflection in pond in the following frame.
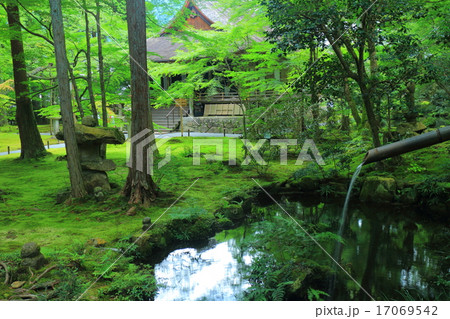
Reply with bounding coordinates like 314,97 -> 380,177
154,200 -> 448,301
154,238 -> 252,301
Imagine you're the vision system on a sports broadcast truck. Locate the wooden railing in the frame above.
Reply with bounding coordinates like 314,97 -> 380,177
196,91 -> 277,102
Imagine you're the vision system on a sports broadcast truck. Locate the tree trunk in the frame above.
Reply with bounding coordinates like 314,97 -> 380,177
359,82 -> 381,147
83,2 -> 99,126
309,46 -> 320,138
5,3 -> 46,159
122,0 -> 157,206
95,0 -> 107,128
68,65 -> 84,118
343,78 -> 361,125
405,81 -> 417,122
49,0 -> 86,198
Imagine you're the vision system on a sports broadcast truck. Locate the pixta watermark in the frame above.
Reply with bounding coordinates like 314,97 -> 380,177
127,130 -> 325,175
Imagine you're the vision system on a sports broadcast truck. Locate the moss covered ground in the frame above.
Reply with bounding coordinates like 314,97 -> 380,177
0,130 -> 448,300
0,136 -> 298,255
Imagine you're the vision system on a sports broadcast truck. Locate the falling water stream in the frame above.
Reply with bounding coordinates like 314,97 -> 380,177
329,162 -> 364,298
339,162 -> 364,239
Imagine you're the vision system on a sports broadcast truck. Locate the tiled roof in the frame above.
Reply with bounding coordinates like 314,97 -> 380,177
146,1 -> 246,62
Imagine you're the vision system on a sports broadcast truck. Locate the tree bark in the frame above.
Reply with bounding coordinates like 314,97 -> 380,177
324,32 -> 380,147
122,0 -> 157,206
405,81 -> 417,122
343,78 -> 361,125
5,3 -> 46,159
83,1 -> 99,126
49,0 -> 86,198
309,46 -> 320,138
359,82 -> 381,147
95,0 -> 107,127
68,65 -> 84,118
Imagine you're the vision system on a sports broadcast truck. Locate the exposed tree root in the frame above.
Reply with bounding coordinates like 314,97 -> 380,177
0,261 -> 9,285
8,294 -> 38,301
28,267 -> 34,283
30,265 -> 57,285
30,280 -> 59,291
122,171 -> 157,207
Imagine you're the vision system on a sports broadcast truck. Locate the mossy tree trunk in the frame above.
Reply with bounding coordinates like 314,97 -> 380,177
49,0 -> 86,198
122,0 -> 158,206
4,2 -> 46,159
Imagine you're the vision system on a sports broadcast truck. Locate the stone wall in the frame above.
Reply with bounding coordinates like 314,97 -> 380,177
180,116 -> 243,134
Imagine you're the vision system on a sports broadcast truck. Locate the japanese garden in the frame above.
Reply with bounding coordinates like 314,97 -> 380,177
0,0 -> 448,302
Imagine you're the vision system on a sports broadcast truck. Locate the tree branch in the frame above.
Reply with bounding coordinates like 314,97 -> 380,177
29,63 -> 54,76
73,49 -> 87,68
17,20 -> 54,46
17,0 -> 53,38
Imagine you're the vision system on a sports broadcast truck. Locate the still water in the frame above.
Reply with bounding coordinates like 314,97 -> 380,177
154,236 -> 252,301
154,200 -> 448,301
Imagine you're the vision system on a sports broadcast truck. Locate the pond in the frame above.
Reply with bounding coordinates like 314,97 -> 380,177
153,199 -> 448,301
154,230 -> 251,301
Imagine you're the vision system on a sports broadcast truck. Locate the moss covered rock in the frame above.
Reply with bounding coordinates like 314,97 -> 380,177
360,176 -> 396,202
293,176 -> 320,192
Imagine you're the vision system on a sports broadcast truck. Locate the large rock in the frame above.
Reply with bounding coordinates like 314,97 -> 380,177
360,176 -> 396,202
292,176 -> 320,192
82,171 -> 111,193
81,159 -> 117,172
21,242 -> 40,258
20,242 -> 47,270
81,115 -> 97,127
56,124 -> 125,145
22,254 -> 47,269
397,122 -> 426,136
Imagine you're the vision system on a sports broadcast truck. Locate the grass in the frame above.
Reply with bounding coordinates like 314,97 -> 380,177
0,131 -> 447,256
0,136 -> 300,256
0,125 -> 62,153
0,128 -> 448,300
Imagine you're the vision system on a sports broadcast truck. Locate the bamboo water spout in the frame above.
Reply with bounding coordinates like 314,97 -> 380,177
363,126 -> 450,165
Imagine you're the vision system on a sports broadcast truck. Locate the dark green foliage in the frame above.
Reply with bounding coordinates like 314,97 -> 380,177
240,215 -> 338,300
319,184 -> 336,199
50,267 -> 86,301
415,177 -> 448,206
243,253 -> 294,301
99,264 -> 157,301
169,207 -> 216,241
292,163 -> 321,179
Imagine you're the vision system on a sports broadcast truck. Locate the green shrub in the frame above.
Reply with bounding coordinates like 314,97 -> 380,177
99,264 -> 157,301
50,267 -> 86,301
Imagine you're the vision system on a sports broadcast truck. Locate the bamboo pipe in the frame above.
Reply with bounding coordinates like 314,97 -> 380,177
363,126 -> 450,165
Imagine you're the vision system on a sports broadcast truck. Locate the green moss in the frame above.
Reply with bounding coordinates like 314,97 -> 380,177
0,137 -> 301,255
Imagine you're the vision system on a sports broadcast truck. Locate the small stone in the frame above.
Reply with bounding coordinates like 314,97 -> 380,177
81,116 -> 97,127
142,217 -> 152,230
93,187 -> 103,194
6,230 -> 16,239
11,281 -> 26,289
22,254 -> 47,270
126,206 -> 137,216
88,238 -> 107,247
21,242 -> 40,258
